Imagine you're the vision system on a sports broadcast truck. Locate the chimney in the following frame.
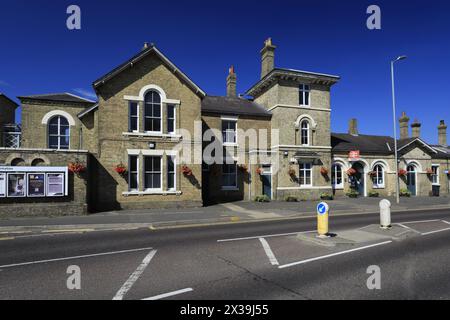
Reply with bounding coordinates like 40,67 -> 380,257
226,66 -> 237,98
399,112 -> 410,140
348,118 -> 358,136
260,38 -> 276,79
438,120 -> 447,147
411,119 -> 421,138
142,42 -> 150,50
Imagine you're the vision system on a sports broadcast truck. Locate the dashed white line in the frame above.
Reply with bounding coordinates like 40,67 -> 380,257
217,230 -> 315,243
259,238 -> 279,266
278,241 -> 393,269
113,249 -> 157,300
0,247 -> 154,269
421,227 -> 450,236
142,288 -> 193,300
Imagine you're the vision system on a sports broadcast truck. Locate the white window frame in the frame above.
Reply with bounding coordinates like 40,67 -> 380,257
372,164 -> 385,189
332,164 -> 344,189
222,162 -> 238,190
128,155 -> 139,192
300,120 -> 310,146
431,164 -> 440,185
144,91 -> 163,134
128,101 -> 139,133
299,163 -> 312,187
167,104 -> 176,134
144,156 -> 163,191
299,84 -> 310,107
221,117 -> 238,146
167,155 -> 177,191
48,116 -> 70,150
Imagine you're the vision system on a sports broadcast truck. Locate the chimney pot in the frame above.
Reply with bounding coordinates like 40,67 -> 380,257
348,118 -> 359,136
438,120 -> 447,147
260,38 -> 276,79
411,119 -> 421,138
399,112 -> 410,139
226,65 -> 237,98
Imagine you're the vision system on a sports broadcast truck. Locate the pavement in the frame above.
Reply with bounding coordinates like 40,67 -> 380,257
1,208 -> 450,300
0,196 -> 448,237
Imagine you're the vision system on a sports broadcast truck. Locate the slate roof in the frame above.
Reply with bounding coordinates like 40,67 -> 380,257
0,93 -> 19,107
18,93 -> 96,104
331,133 -> 395,154
331,133 -> 441,156
201,96 -> 272,118
431,145 -> 450,159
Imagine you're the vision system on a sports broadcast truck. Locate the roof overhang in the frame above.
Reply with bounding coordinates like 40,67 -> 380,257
78,103 -> 99,119
246,68 -> 340,98
92,45 -> 206,98
0,93 -> 19,108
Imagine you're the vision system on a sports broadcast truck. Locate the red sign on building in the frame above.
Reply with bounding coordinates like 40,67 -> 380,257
349,150 -> 360,161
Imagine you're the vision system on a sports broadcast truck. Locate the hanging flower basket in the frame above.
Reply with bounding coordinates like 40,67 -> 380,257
426,168 -> 433,175
398,169 -> 407,177
288,167 -> 296,177
238,164 -> 248,172
114,163 -> 127,176
68,161 -> 86,175
320,167 -> 329,176
256,167 -> 263,175
182,165 -> 193,176
368,171 -> 377,178
346,168 -> 357,176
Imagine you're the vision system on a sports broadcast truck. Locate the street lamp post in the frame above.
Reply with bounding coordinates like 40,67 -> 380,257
391,55 -> 407,204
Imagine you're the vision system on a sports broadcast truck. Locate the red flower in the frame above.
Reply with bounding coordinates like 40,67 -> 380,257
182,165 -> 193,176
398,169 -> 407,177
347,168 -> 357,176
320,167 -> 329,175
68,161 -> 86,174
114,163 -> 127,175
426,168 -> 434,175
256,167 -> 263,175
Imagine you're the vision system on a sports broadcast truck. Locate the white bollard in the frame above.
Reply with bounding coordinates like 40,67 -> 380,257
379,199 -> 392,229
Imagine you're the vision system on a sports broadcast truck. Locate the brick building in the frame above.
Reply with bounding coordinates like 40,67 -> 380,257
0,39 -> 449,216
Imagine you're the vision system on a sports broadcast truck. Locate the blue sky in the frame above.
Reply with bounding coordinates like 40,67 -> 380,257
0,0 -> 449,144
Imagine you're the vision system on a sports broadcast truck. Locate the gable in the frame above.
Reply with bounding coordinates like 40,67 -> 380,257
93,45 -> 205,99
399,143 -> 435,160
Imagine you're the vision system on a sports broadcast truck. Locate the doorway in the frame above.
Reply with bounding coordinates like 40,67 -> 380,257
261,165 -> 272,200
352,162 -> 365,197
406,165 -> 417,196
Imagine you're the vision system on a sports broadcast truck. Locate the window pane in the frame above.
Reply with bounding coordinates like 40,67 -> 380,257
129,173 -> 138,190
167,157 -> 174,172
60,125 -> 70,136
59,117 -> 69,126
167,105 -> 175,118
130,117 -> 138,132
304,91 -> 309,105
129,156 -> 137,172
49,124 -> 59,135
49,136 -> 59,149
129,102 -> 138,116
153,174 -> 161,189
59,136 -> 69,149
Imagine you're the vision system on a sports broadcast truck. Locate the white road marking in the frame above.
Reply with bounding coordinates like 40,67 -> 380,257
441,220 -> 450,225
397,223 -> 421,234
217,230 -> 315,243
421,227 -> 450,236
0,247 -> 154,269
278,241 -> 392,269
399,219 -> 442,224
259,238 -> 279,266
113,249 -> 157,300
142,288 -> 193,300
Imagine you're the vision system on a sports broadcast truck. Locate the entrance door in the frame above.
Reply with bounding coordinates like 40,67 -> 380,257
261,165 -> 272,200
352,162 -> 365,196
407,165 -> 417,196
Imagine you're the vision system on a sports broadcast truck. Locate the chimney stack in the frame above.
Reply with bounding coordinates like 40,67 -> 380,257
438,120 -> 447,147
143,42 -> 150,50
399,112 -> 410,140
411,119 -> 421,138
260,38 -> 276,79
348,118 -> 359,136
226,66 -> 237,98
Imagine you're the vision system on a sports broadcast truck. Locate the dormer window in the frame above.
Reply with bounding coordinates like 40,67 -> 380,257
299,84 -> 310,106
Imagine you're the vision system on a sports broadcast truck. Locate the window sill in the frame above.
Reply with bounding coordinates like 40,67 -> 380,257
372,186 -> 385,189
122,190 -> 182,196
221,187 -> 239,191
122,132 -> 182,140
223,143 -> 238,147
333,186 -> 344,190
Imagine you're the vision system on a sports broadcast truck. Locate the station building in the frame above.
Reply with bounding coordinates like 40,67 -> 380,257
0,39 -> 448,216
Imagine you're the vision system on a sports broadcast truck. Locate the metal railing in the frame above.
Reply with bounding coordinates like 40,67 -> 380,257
2,124 -> 22,148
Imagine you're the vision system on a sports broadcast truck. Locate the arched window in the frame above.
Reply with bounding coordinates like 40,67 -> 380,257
48,116 -> 70,150
372,164 -> 385,188
332,164 -> 343,189
144,91 -> 162,133
300,120 -> 310,146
